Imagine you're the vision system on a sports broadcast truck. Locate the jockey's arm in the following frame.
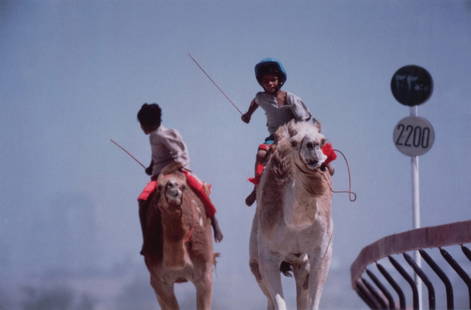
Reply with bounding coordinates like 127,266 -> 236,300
241,99 -> 258,123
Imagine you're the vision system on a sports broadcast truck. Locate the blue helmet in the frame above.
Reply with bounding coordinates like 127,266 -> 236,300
255,58 -> 287,87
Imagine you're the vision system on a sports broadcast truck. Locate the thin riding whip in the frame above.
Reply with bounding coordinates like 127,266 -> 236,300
110,139 -> 146,169
188,53 -> 243,115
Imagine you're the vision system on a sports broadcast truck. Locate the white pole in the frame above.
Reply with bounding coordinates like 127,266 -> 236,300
410,106 -> 423,309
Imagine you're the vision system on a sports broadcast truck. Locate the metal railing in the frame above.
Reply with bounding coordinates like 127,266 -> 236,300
351,219 -> 471,309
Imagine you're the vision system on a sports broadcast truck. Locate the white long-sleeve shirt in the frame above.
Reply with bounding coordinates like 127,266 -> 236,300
149,125 -> 190,176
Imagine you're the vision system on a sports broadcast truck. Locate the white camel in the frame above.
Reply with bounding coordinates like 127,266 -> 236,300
249,119 -> 333,310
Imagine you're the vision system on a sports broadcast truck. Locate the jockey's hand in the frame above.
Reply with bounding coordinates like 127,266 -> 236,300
241,112 -> 251,123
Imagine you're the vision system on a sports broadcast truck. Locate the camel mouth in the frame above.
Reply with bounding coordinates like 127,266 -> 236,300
167,188 -> 180,199
295,160 -> 321,175
305,159 -> 319,170
297,151 -> 323,173
298,137 -> 326,172
163,181 -> 184,207
165,193 -> 182,206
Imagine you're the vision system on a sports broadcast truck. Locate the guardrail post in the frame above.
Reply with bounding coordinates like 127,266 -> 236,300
403,252 -> 435,309
440,247 -> 471,309
376,263 -> 406,310
389,255 -> 419,309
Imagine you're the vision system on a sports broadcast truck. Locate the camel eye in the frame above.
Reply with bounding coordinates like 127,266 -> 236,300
290,139 -> 298,147
306,142 -> 314,149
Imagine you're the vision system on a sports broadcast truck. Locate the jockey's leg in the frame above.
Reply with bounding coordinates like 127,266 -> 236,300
320,162 -> 335,176
327,164 -> 335,175
245,148 -> 268,206
138,200 -> 148,255
138,179 -> 159,255
182,170 -> 224,242
209,215 -> 223,242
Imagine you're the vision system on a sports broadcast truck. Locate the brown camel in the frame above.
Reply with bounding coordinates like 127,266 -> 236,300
140,170 -> 216,310
249,119 -> 333,310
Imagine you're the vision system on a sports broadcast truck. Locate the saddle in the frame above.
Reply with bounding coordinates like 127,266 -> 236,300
138,170 -> 216,218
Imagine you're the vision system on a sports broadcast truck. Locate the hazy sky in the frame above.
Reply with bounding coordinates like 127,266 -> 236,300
1,1 -> 470,309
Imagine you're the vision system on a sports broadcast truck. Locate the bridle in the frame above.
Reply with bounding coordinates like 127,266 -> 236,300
295,147 -> 324,177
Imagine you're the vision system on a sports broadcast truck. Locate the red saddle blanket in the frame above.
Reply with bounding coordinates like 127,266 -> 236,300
137,172 -> 216,217
138,180 -> 157,201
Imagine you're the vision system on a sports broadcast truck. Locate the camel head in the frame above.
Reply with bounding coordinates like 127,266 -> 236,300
159,178 -> 186,215
277,120 -> 327,172
156,175 -> 193,270
265,120 -> 331,231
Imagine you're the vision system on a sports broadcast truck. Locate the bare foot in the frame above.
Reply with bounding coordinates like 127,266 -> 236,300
245,189 -> 256,206
214,229 -> 223,243
328,165 -> 335,176
211,217 -> 223,242
321,164 -> 335,176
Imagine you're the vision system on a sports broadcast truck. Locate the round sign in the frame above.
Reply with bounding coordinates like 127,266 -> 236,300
393,116 -> 435,156
391,65 -> 433,106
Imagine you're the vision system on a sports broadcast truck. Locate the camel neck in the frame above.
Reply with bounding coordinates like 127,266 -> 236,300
161,216 -> 191,269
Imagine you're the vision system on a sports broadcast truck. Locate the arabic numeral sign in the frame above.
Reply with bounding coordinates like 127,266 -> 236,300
395,124 -> 431,148
393,116 -> 435,157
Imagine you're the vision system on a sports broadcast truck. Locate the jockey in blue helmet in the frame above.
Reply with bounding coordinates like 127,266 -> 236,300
241,58 -> 321,206
254,58 -> 287,90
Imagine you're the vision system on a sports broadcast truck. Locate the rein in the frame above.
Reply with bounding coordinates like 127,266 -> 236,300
295,149 -> 357,202
322,149 -> 357,202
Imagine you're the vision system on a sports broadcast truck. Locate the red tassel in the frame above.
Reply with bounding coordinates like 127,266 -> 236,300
182,170 -> 217,218
322,143 -> 337,165
138,180 -> 158,201
248,163 -> 265,185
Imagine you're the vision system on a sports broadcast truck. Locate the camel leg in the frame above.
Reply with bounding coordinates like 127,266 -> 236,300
150,277 -> 179,310
258,249 -> 286,310
144,257 -> 179,309
193,269 -> 213,310
249,217 -> 284,309
306,247 -> 332,310
292,258 -> 311,310
250,257 -> 276,310
249,217 -> 274,308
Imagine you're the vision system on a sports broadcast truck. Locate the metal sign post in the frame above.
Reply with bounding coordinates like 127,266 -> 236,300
391,65 -> 434,310
410,106 -> 421,263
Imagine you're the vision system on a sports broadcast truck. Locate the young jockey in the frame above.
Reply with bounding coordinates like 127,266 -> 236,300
241,59 -> 335,206
137,103 -> 223,246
